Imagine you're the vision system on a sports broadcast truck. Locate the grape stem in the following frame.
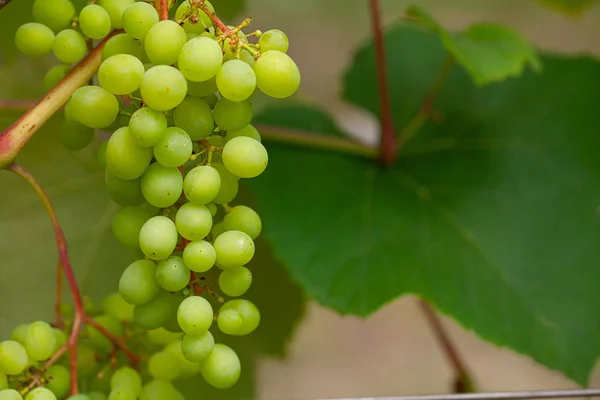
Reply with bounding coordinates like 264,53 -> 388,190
192,0 -> 234,38
8,163 -> 140,395
419,300 -> 476,393
0,0 -> 12,10
0,31 -> 121,170
155,0 -> 170,20
368,0 -> 397,166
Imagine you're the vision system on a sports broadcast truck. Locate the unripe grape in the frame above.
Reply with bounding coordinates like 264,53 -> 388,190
259,29 -> 289,53
0,341 -> 28,375
222,136 -> 268,179
217,308 -> 244,335
0,389 -> 22,400
79,5 -> 111,40
98,54 -> 145,95
122,2 -> 159,40
145,20 -> 186,66
216,60 -> 256,102
141,66 -> 187,111
200,344 -> 241,389
102,292 -> 134,322
98,0 -> 136,29
129,107 -> 168,147
14,23 -> 54,58
52,29 -> 87,64
46,365 -> 70,399
178,37 -> 222,82
119,259 -> 160,305
183,166 -> 221,205
213,230 -> 255,269
220,299 -> 260,335
223,205 -> 262,239
25,387 -> 56,400
140,163 -> 183,208
69,86 -> 119,129
33,0 -> 75,32
254,50 -> 301,98
139,216 -> 178,260
219,266 -> 252,297
110,366 -> 142,395
182,240 -> 216,273
213,99 -> 253,132
102,33 -> 145,61
175,203 -> 212,241
156,256 -> 191,292
181,331 -> 214,362
177,296 -> 213,335
24,321 -> 56,361
43,65 -> 71,91
106,127 -> 153,180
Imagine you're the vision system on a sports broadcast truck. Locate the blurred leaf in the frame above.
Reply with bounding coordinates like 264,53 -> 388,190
535,0 -> 597,14
407,6 -> 541,86
249,27 -> 600,384
210,0 -> 247,23
255,104 -> 347,137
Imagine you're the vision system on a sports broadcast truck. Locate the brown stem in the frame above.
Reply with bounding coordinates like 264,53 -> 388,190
192,0 -> 232,36
0,0 -> 12,10
158,0 -> 169,20
368,0 -> 396,166
55,261 -> 64,329
419,300 -> 475,393
83,316 -> 140,367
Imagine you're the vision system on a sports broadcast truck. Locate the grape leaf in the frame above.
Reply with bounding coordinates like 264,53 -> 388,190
535,0 -> 597,14
406,6 -> 541,86
248,27 -> 600,384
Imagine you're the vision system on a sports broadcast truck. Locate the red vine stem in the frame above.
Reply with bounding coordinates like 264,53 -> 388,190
83,316 -> 140,366
156,0 -> 169,20
55,261 -> 64,329
192,0 -> 233,36
368,0 -> 397,166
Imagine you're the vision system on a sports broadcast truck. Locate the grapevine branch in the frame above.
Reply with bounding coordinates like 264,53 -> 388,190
368,0 -> 397,166
155,0 -> 169,20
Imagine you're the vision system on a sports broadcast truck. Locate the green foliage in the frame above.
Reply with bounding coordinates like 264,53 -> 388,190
407,6 -> 541,86
209,0 -> 246,22
536,0 -> 598,14
250,26 -> 600,385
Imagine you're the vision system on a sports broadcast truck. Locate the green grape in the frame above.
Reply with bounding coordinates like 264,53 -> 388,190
213,230 -> 255,269
219,266 -> 252,297
183,165 -> 221,205
177,296 -> 213,335
175,0 -> 214,33
87,315 -> 123,353
213,98 -> 253,131
102,292 -> 134,322
110,366 -> 141,395
122,2 -> 159,40
186,77 -> 217,98
239,50 -> 255,67
164,340 -> 201,378
178,37 -> 222,82
212,167 -> 239,205
259,29 -> 289,53
181,331 -> 214,363
0,389 -> 22,400
106,126 -> 153,180
105,171 -> 144,206
69,86 -> 119,129
254,50 -> 301,98
144,20 -> 187,65
68,396 -> 91,400
14,23 -> 54,58
88,393 -> 107,400
134,291 -> 180,330
207,203 -> 217,216
108,389 -> 135,400
216,60 -> 256,102
222,30 -> 248,62
76,344 -> 98,377
182,240 -> 216,273
139,216 -> 179,260
119,259 -> 160,305
52,29 -> 87,64
207,135 -> 224,148
129,107 -> 167,147
46,365 -> 70,399
99,54 -> 145,95
153,127 -> 193,167
0,372 -> 6,390
43,65 -> 71,91
24,388 -> 56,400
59,119 -> 94,151
173,97 -> 214,140
24,321 -> 56,361
140,163 -> 183,208
52,328 -> 67,352
200,344 -> 240,389
140,66 -> 187,111
224,124 -> 261,144
147,328 -> 182,346
102,33 -> 145,61
220,299 -> 260,335
10,324 -> 28,344
33,0 -> 75,32
222,136 -> 268,178
139,380 -> 179,400
156,256 -> 191,292
98,0 -> 135,29
111,206 -> 151,248
175,203 -> 212,241
223,205 -> 261,239
79,5 -> 111,39
203,94 -> 219,109
217,308 -> 244,335
148,351 -> 181,381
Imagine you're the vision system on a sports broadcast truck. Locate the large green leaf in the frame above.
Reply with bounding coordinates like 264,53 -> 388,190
249,26 -> 600,384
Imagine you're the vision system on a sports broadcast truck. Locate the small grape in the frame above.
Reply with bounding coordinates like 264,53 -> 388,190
133,291 -> 180,330
98,54 -> 145,95
222,136 -> 268,178
147,328 -> 182,346
102,33 -> 145,61
98,0 -> 136,29
220,299 -> 260,335
163,339 -> 201,378
0,341 -> 28,375
105,171 -> 144,206
106,127 -> 153,180
14,23 -> 54,58
119,259 -> 160,305
177,296 -> 213,335
175,203 -> 212,241
52,29 -> 87,64
140,163 -> 183,208
144,20 -> 187,66
33,0 -> 75,32
69,86 -> 119,129
139,380 -> 180,400
24,387 -> 56,400
217,308 -> 244,335
183,165 -> 221,205
153,127 -> 193,168
186,77 -> 217,98
203,94 -> 219,109
102,292 -> 134,322
239,50 -> 256,67
139,216 -> 179,260
43,65 -> 71,91
213,230 -> 255,269
0,389 -> 23,400
224,205 -> 262,239
87,315 -> 123,353
76,344 -> 98,377
110,366 -> 142,395
10,324 -> 28,344
46,365 -> 70,399
213,98 -> 253,132
259,29 -> 289,53
122,2 -> 159,40
178,37 -> 223,82
140,66 -> 187,111
224,124 -> 261,144
207,203 -> 217,216
200,344 -> 241,389
175,1 -> 214,33
254,50 -> 301,98
52,329 -> 67,353
182,240 -> 216,273
222,30 -> 248,62
129,107 -> 167,147
173,97 -> 214,140
79,5 -> 111,40
216,60 -> 256,102
24,321 -> 56,361
181,331 -> 214,362
148,351 -> 181,381
107,387 -> 135,400
212,164 -> 239,205
111,206 -> 151,248
60,120 -> 94,151
156,256 -> 191,292
219,266 -> 252,297
0,372 -> 6,390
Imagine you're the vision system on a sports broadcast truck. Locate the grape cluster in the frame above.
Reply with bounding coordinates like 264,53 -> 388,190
6,0 -> 300,398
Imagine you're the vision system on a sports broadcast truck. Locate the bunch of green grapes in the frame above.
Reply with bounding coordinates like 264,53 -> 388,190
6,0 -> 301,397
